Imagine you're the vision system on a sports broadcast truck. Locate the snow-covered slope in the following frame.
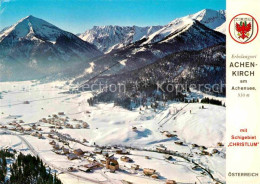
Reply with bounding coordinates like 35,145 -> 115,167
0,15 -> 102,81
142,17 -> 195,45
79,25 -> 163,53
143,9 -> 226,45
188,9 -> 226,33
215,22 -> 226,34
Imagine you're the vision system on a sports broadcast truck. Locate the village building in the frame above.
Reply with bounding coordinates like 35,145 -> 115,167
217,142 -> 224,147
151,174 -> 159,179
131,164 -> 139,170
143,168 -> 156,176
106,157 -> 119,172
174,141 -> 183,146
99,159 -> 107,165
82,122 -> 89,128
67,167 -> 77,172
192,144 -> 199,148
199,146 -> 207,151
53,114 -> 58,118
102,152 -> 109,157
84,152 -> 93,158
201,151 -> 211,156
156,146 -> 167,152
145,156 -> 150,159
163,154 -> 173,160
163,131 -> 176,138
16,126 -> 24,132
53,144 -> 60,150
49,140 -> 56,145
212,149 -> 219,154
37,133 -> 43,139
67,153 -> 78,160
75,124 -> 81,129
9,127 -> 16,131
115,149 -> 129,155
86,157 -> 97,163
62,147 -> 70,154
78,166 -> 92,173
94,148 -> 102,154
84,162 -> 101,170
36,127 -> 42,131
82,138 -> 88,143
166,180 -> 177,184
58,112 -> 65,115
31,132 -> 37,136
120,156 -> 133,162
32,124 -> 37,130
73,148 -> 84,156
192,165 -> 200,170
65,124 -> 72,128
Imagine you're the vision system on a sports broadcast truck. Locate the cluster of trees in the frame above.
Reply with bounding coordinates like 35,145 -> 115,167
184,98 -> 199,103
87,97 -> 95,106
0,150 -> 62,184
0,150 -> 14,182
201,97 -> 223,106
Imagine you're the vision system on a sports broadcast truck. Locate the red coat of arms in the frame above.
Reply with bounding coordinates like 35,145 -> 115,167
234,17 -> 254,42
236,21 -> 251,39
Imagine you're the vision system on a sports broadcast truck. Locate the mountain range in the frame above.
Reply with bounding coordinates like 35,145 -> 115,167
79,9 -> 226,53
0,9 -> 226,82
75,11 -> 225,84
79,25 -> 163,53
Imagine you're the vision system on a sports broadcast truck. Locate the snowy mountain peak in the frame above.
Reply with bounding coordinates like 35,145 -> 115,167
79,25 -> 163,53
187,9 -> 226,33
143,18 -> 196,45
147,9 -> 226,44
0,15 -> 69,43
0,15 -> 102,81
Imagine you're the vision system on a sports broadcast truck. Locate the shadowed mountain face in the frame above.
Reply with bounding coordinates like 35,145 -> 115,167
0,15 -> 102,81
80,43 -> 226,106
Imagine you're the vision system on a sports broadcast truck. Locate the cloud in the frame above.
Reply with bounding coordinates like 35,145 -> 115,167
0,0 -> 10,15
0,7 -> 5,14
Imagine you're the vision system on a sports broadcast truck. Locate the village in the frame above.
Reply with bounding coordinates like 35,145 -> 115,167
0,81 -> 226,184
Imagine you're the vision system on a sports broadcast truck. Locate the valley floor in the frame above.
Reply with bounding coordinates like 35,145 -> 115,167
0,80 -> 226,184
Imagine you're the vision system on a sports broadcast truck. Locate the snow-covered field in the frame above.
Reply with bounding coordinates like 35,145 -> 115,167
0,80 -> 226,184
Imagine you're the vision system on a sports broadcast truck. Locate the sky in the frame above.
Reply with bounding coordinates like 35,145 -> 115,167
0,0 -> 226,34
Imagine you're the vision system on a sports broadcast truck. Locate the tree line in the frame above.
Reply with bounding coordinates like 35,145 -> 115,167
0,149 -> 62,184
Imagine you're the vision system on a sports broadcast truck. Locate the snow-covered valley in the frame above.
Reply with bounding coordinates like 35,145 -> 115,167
0,81 -> 226,184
